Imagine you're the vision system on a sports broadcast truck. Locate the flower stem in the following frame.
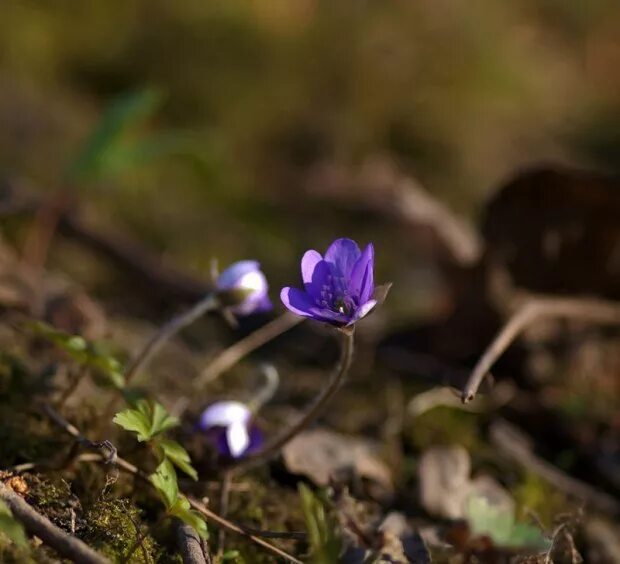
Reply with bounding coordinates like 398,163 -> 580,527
231,330 -> 355,472
103,293 -> 219,420
247,364 -> 280,414
124,293 -> 219,386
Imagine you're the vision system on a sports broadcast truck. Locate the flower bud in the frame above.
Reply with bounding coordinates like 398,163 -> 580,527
198,401 -> 263,458
215,260 -> 272,316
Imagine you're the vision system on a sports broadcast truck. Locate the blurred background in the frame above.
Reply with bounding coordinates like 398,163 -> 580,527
1,0 -> 619,324
1,2 -> 620,561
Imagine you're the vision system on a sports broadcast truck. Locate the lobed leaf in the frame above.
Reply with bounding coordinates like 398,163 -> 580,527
155,438 -> 198,481
149,459 -> 179,510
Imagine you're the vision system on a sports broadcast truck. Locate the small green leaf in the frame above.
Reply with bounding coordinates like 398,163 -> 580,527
26,321 -> 125,390
0,499 -> 29,549
155,438 -> 198,481
113,400 -> 178,442
221,550 -> 240,561
150,459 -> 179,509
466,496 -> 551,550
298,483 -> 340,564
113,407 -> 152,442
147,401 -> 179,437
169,496 -> 208,540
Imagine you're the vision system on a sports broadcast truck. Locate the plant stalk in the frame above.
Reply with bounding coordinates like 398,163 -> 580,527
232,329 -> 355,472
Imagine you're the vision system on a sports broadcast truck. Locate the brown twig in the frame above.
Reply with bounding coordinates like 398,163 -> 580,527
0,481 -> 109,564
489,419 -> 620,517
44,405 -> 303,564
176,520 -> 210,564
194,312 -> 303,389
230,329 -> 355,474
461,296 -> 620,403
234,527 -> 307,541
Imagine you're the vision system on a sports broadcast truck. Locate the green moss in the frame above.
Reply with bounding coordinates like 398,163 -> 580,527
26,474 -> 79,533
81,499 -> 159,563
223,475 -> 305,563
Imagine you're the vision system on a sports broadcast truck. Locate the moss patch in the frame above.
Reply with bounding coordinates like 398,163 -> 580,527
81,499 -> 160,563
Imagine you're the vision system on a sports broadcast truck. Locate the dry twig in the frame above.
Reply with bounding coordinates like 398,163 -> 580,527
0,481 -> 109,564
462,296 -> 620,403
490,419 -> 620,517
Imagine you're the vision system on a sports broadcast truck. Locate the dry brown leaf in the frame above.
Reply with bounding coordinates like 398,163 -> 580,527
282,429 -> 393,493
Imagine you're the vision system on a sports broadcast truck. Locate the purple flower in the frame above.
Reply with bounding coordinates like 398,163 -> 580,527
280,238 -> 377,327
216,260 -> 272,316
198,401 -> 263,458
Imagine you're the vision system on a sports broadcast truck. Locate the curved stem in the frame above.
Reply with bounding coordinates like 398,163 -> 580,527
125,293 -> 219,386
194,312 -> 302,389
247,364 -> 280,414
232,329 -> 355,472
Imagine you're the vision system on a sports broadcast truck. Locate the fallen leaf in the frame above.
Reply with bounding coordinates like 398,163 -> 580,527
282,429 -> 393,494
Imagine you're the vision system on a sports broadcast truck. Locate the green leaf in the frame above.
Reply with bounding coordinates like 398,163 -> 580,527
150,459 -> 179,509
0,499 -> 29,549
113,406 -> 152,443
298,483 -> 340,564
155,438 -> 198,481
113,399 -> 178,442
67,88 -> 163,183
169,495 -> 208,540
26,321 -> 125,390
147,401 -> 179,437
221,550 -> 240,561
466,496 -> 551,550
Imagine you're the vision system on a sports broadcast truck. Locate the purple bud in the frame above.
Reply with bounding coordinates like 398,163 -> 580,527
216,260 -> 272,316
198,401 -> 263,458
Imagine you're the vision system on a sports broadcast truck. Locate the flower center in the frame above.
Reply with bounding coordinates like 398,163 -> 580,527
316,274 -> 358,316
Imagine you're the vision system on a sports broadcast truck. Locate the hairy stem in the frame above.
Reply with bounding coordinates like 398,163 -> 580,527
194,313 -> 302,388
233,330 -> 355,472
125,293 -> 219,386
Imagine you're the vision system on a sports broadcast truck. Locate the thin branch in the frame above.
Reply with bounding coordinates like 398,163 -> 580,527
234,526 -> 306,541
185,496 -> 303,564
176,520 -> 210,564
41,403 -> 117,464
194,313 -> 303,389
490,419 -> 620,517
0,481 -> 109,564
231,330 -> 355,473
462,296 -> 620,403
44,406 -> 303,564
